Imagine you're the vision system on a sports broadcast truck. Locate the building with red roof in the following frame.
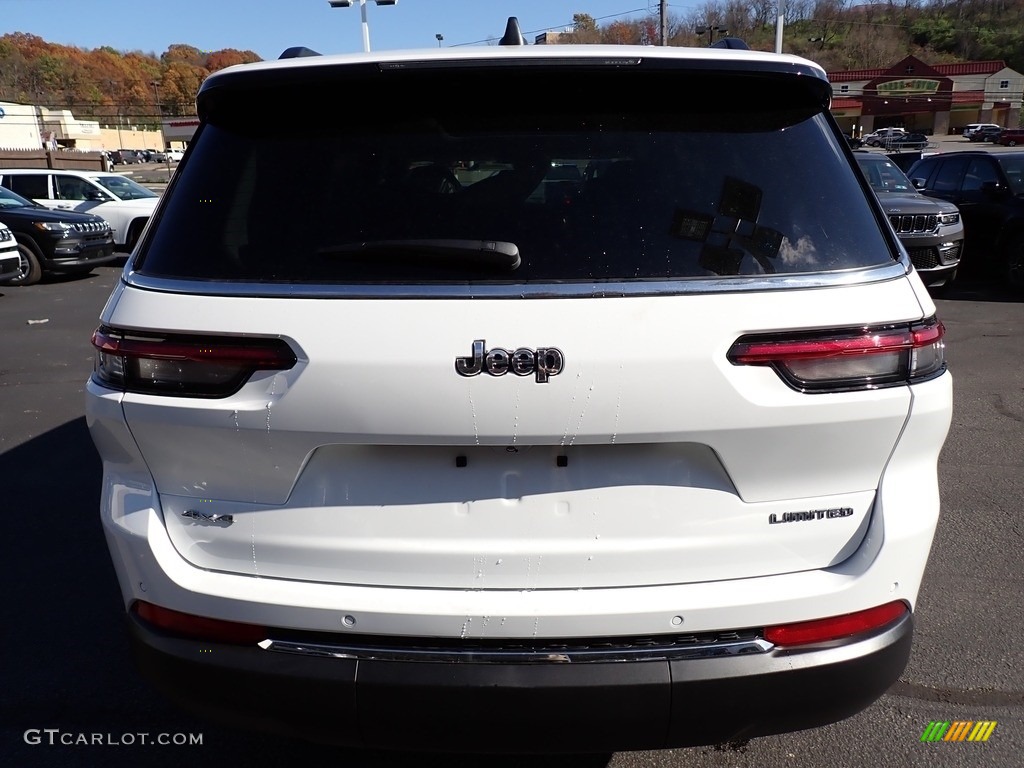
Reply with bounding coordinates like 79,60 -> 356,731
826,55 -> 1022,137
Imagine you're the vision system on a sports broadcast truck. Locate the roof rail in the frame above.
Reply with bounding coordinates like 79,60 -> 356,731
499,17 -> 525,46
279,46 -> 322,59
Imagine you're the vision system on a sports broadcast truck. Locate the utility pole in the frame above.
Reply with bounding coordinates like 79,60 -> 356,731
660,0 -> 668,46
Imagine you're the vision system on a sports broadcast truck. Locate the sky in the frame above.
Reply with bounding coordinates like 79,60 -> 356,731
0,1 -> 690,61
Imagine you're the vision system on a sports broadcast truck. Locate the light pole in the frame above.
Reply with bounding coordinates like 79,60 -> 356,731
328,0 -> 397,53
775,0 -> 785,53
435,33 -> 443,47
696,25 -> 728,46
150,81 -> 172,178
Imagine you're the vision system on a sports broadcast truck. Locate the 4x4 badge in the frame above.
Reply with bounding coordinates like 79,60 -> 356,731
456,340 -> 564,383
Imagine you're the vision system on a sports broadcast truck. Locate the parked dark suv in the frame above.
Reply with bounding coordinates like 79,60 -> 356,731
0,185 -> 116,285
907,150 -> 1024,290
967,125 -> 1002,143
853,152 -> 963,289
110,149 -> 144,165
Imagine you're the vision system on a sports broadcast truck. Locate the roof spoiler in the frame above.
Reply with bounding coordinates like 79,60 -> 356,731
279,46 -> 322,59
499,17 -> 525,46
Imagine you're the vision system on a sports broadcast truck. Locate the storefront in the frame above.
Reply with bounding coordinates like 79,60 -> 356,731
828,55 -> 1023,137
161,117 -> 200,148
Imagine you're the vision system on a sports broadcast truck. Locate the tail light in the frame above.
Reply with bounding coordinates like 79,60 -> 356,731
765,601 -> 908,646
134,601 -> 267,645
728,317 -> 945,392
91,326 -> 297,398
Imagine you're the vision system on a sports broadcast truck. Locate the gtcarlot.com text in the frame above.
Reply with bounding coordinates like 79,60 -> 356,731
24,729 -> 203,746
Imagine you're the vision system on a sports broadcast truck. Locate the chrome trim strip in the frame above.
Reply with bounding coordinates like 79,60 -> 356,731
257,637 -> 774,663
122,260 -> 910,299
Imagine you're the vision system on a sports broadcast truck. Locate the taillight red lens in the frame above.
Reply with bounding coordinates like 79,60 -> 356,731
728,317 -> 945,392
135,601 -> 267,645
764,601 -> 908,646
91,326 -> 297,398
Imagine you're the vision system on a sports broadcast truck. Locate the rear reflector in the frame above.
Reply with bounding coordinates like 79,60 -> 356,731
764,601 -> 908,646
134,601 -> 267,645
91,326 -> 297,398
728,317 -> 945,392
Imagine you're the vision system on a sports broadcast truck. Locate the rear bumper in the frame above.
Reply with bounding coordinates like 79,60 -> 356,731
128,609 -> 912,753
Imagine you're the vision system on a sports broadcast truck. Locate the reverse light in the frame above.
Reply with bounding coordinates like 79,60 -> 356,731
91,326 -> 297,398
764,601 -> 908,646
728,317 -> 945,392
134,601 -> 267,645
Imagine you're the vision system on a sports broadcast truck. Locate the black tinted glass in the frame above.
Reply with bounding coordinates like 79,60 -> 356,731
6,175 -> 48,200
137,66 -> 895,283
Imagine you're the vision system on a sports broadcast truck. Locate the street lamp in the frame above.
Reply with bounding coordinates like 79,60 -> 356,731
435,33 -> 443,47
696,25 -> 728,45
150,81 -> 172,179
328,0 -> 397,53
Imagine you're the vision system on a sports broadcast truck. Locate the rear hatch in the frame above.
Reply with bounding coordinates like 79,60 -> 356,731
99,48 -> 932,590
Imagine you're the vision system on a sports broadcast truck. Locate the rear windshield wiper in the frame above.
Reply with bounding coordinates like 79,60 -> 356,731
318,239 -> 521,271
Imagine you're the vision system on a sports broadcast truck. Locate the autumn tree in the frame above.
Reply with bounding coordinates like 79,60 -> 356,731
0,34 -> 262,123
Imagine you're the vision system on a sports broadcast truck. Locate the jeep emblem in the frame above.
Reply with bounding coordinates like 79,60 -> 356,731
456,340 -> 564,383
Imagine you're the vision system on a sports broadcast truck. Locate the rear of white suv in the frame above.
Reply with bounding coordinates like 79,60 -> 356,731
86,39 -> 952,753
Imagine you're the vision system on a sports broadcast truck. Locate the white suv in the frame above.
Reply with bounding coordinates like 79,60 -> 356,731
86,27 -> 952,753
0,222 -> 18,280
0,168 -> 158,252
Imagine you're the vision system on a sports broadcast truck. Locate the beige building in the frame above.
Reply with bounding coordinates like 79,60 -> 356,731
39,107 -> 104,150
0,102 -> 44,149
0,100 -> 166,151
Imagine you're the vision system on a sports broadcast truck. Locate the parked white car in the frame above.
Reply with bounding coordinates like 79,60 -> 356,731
0,168 -> 158,252
0,221 -> 19,280
165,148 -> 185,162
86,26 -> 953,753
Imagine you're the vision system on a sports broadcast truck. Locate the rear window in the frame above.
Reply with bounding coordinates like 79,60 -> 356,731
136,63 -> 895,284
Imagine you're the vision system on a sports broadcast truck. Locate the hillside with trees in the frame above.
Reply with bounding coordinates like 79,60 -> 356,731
1,0 -> 1022,126
562,0 -> 1023,74
0,33 -> 261,127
